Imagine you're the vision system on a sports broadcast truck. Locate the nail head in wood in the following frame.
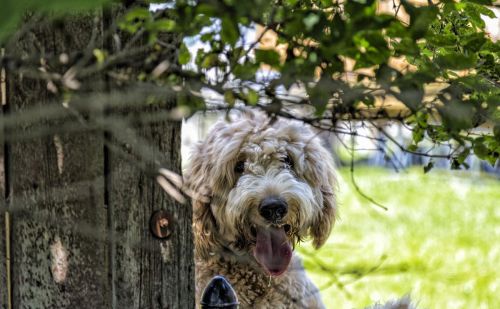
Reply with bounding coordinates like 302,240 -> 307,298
150,210 -> 173,239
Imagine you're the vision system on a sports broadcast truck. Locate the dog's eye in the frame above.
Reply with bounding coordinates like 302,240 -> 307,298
234,161 -> 245,173
283,155 -> 294,169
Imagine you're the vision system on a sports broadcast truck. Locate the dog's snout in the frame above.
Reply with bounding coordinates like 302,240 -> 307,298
259,196 -> 288,222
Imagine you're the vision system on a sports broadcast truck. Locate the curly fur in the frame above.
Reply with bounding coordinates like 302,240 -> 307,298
186,110 -> 416,309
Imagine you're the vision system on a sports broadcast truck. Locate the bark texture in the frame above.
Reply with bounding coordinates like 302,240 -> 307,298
0,8 -> 194,309
6,14 -> 109,309
1,56 -> 9,309
109,105 -> 194,309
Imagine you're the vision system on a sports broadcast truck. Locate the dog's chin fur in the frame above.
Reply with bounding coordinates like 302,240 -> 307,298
186,110 -> 416,308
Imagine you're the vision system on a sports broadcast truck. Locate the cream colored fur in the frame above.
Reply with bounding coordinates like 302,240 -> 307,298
186,111 -> 415,309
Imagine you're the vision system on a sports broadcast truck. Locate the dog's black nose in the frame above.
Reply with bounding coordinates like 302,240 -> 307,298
259,197 -> 288,222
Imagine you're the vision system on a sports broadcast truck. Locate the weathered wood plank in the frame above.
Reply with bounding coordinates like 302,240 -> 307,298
1,47 -> 10,309
100,12 -> 195,306
5,14 -> 109,309
108,104 -> 194,309
3,6 -> 195,309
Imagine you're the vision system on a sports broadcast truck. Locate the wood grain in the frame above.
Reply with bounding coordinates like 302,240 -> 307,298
6,13 -> 108,309
1,7 -> 195,309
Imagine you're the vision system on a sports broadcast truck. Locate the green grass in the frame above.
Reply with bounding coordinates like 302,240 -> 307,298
298,167 -> 500,309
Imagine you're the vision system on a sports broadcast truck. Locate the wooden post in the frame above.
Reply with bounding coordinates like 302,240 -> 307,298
0,7 -> 194,309
1,47 -> 10,309
4,14 -> 109,308
108,103 -> 194,308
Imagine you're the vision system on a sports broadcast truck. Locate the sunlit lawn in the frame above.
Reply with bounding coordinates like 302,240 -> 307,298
298,167 -> 500,309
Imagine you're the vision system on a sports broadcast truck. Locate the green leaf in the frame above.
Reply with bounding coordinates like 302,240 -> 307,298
456,75 -> 494,93
463,2 -> 495,28
463,33 -> 487,52
233,63 -> 258,79
246,89 -> 259,105
352,30 -> 391,69
303,13 -> 320,31
486,156 -> 498,166
178,43 -> 191,65
200,54 -> 219,69
423,161 -> 434,173
345,0 -> 376,18
93,48 -> 106,64
200,32 -> 214,42
438,101 -> 475,132
255,49 -> 281,68
457,148 -> 471,164
427,33 -> 456,47
427,126 -> 451,142
473,140 -> 489,159
412,127 -> 424,144
124,7 -> 151,21
221,17 -> 240,46
494,124 -> 500,142
401,1 -> 438,39
393,83 -> 424,112
224,90 -> 236,106
152,19 -> 177,32
435,52 -> 477,70
466,2 -> 496,19
376,64 -> 400,86
451,158 -> 461,170
407,144 -> 418,152
309,77 -> 339,116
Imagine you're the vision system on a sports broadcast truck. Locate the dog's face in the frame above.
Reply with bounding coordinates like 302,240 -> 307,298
187,112 -> 336,276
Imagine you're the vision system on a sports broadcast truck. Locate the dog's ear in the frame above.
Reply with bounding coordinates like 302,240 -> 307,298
185,148 -> 218,258
193,200 -> 220,258
302,142 -> 337,249
186,140 -> 222,258
311,178 -> 336,248
185,142 -> 210,196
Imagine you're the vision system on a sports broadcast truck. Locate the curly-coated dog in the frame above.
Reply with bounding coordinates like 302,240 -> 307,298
186,111 -> 416,309
186,111 -> 335,308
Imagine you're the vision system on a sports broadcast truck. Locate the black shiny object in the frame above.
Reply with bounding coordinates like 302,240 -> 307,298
200,275 -> 239,308
259,196 -> 288,223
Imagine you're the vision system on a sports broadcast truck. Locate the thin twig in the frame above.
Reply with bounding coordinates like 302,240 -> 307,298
349,137 -> 388,211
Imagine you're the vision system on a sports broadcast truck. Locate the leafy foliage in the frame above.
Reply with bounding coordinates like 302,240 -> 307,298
0,0 -> 111,41
1,0 -> 499,170
151,0 -> 499,170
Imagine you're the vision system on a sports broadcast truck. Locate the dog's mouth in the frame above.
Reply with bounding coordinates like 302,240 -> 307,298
251,224 -> 292,277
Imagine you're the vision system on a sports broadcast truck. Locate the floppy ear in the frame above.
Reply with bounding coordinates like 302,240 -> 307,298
311,175 -> 336,248
193,200 -> 220,258
185,142 -> 219,258
303,142 -> 337,249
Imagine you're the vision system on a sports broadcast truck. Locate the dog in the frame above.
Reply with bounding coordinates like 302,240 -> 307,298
186,110 -> 416,308
186,110 -> 335,308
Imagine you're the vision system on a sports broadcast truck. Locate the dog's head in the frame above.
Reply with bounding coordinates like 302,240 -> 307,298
187,111 -> 336,276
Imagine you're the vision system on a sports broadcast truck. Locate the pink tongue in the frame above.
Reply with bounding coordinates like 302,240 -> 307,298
253,226 -> 292,276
